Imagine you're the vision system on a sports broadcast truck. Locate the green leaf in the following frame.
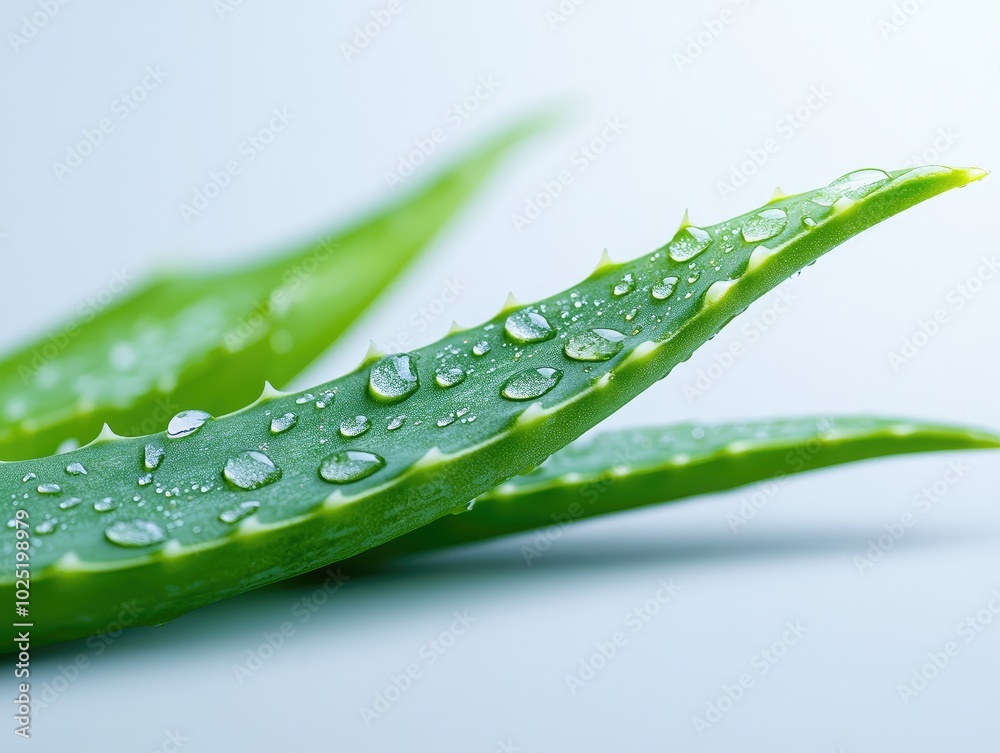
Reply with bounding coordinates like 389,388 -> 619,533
341,416 -> 1000,567
0,119 -> 544,461
0,164 -> 984,648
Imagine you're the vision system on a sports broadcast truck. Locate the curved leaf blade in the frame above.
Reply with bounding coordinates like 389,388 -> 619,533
0,164 -> 984,647
342,417 -> 1000,566
0,119 -> 544,461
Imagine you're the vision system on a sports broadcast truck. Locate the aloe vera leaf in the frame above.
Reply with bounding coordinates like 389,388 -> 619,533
0,164 -> 984,648
0,119 -> 543,462
339,417 -> 1000,566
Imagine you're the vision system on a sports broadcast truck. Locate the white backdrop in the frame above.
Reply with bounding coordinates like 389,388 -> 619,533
3,1 -> 1000,750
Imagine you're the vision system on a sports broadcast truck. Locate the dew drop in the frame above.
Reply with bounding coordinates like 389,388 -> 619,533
437,413 -> 458,428
812,168 -> 891,206
802,217 -> 817,228
219,500 -> 260,524
144,444 -> 165,471
22,473 -> 37,483
104,519 -> 166,548
741,209 -> 788,243
504,309 -> 556,344
564,329 -> 626,362
37,483 -> 61,495
435,367 -> 466,388
223,451 -> 282,491
270,412 -> 298,434
472,340 -> 491,357
340,415 -> 371,438
167,410 -> 211,438
59,497 -> 82,510
94,497 -> 117,512
667,226 -> 712,262
501,367 -> 563,401
613,273 -> 635,296
295,393 -> 316,405
687,270 -> 701,284
319,450 -> 386,484
65,462 -> 87,476
387,415 -> 407,431
138,473 -> 153,486
369,354 -> 419,403
35,519 -> 58,536
651,276 -> 679,301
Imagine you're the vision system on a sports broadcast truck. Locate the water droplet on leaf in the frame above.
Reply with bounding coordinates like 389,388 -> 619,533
668,226 -> 712,262
319,450 -> 385,484
651,277 -> 679,300
504,309 -> 556,344
223,451 -> 282,490
167,410 -> 211,438
65,462 -> 87,476
340,415 -> 371,437
741,209 -> 788,242
501,367 -> 563,401
369,354 -> 419,403
144,444 -> 165,471
94,497 -> 117,512
104,519 -> 166,548
564,329 -> 626,362
435,367 -> 466,388
270,412 -> 298,434
35,519 -> 58,535
613,274 -> 635,296
219,500 -> 260,524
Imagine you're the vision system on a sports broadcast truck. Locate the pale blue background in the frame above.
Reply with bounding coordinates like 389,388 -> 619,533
3,1 -> 1000,750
